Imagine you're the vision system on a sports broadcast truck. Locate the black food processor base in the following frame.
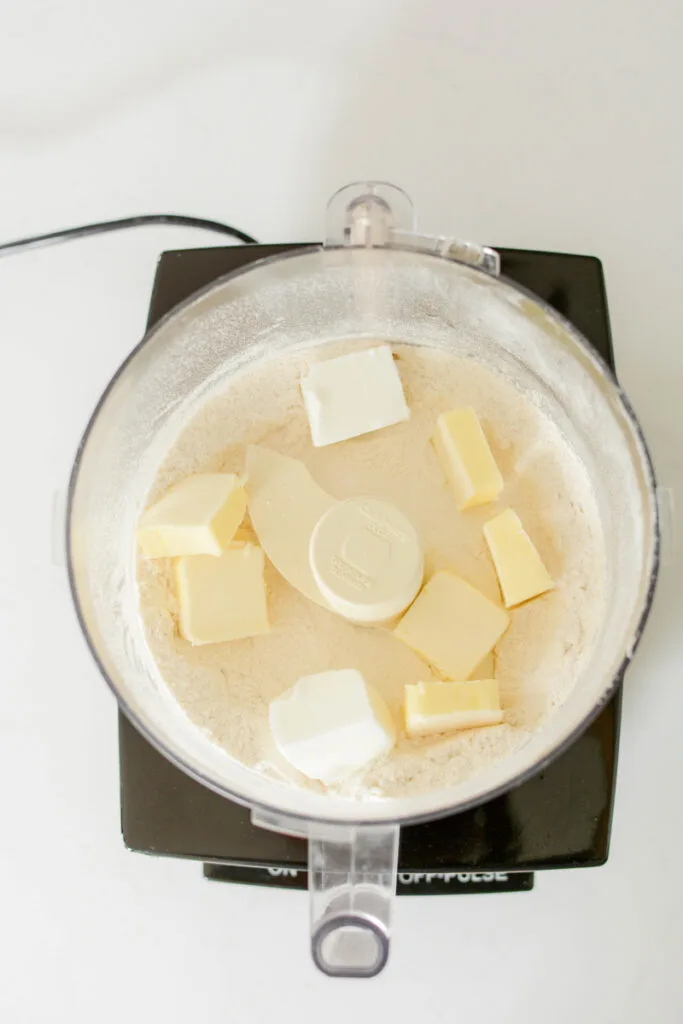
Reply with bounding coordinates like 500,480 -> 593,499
119,243 -> 619,896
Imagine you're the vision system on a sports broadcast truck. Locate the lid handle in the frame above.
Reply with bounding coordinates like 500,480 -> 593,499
251,811 -> 400,977
309,823 -> 399,978
325,181 -> 415,247
325,180 -> 500,275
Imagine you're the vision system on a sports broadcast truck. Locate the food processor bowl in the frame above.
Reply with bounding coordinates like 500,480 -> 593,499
67,183 -> 658,976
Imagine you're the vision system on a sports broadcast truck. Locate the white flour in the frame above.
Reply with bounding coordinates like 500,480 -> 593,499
137,342 -> 605,799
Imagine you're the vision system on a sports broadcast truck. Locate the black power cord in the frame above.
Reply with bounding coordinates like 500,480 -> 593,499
0,213 -> 258,258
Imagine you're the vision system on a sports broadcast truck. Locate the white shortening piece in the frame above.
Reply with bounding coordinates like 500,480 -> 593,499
301,345 -> 410,447
269,669 -> 396,783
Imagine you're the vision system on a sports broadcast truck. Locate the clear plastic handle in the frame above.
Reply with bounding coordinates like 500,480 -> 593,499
251,811 -> 400,978
308,823 -> 399,978
325,179 -> 500,275
325,181 -> 415,247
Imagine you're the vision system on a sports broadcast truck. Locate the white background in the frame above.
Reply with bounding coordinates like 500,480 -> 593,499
0,1 -> 681,1021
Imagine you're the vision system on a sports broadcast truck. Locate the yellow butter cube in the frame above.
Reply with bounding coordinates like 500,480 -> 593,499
433,407 -> 503,509
483,508 -> 554,608
176,544 -> 270,645
404,679 -> 503,737
394,571 -> 509,680
137,473 -> 247,558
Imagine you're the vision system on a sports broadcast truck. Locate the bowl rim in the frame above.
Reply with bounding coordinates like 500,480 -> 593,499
65,243 -> 661,827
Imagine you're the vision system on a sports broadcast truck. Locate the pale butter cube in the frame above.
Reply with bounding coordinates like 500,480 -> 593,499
269,669 -> 396,784
433,407 -> 503,509
138,473 -> 247,558
404,679 -> 503,738
176,544 -> 269,645
484,508 -> 554,608
394,571 -> 509,680
301,345 -> 410,447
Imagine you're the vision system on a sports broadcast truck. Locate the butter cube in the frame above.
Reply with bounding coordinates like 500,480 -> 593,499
138,473 -> 247,558
433,407 -> 503,509
484,508 -> 554,608
301,345 -> 410,447
394,571 -> 509,679
269,669 -> 396,783
176,544 -> 269,645
404,679 -> 503,737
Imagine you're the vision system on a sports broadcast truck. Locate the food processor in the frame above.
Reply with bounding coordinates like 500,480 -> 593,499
67,182 -> 659,977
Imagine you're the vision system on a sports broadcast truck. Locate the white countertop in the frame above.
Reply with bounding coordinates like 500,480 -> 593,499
1,1 -> 681,1021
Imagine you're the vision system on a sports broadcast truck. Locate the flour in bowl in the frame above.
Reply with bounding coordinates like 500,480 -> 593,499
137,342 -> 605,799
